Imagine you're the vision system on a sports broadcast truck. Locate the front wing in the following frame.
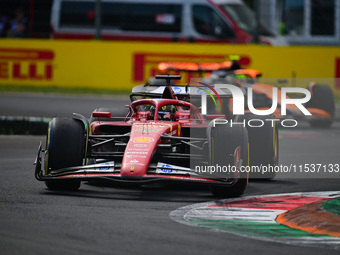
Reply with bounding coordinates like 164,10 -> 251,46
34,143 -> 237,186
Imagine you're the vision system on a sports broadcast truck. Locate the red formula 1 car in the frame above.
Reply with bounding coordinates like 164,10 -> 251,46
34,75 -> 268,198
35,75 -> 280,197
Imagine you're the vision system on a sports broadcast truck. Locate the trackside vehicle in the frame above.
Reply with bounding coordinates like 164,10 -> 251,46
34,75 -> 279,198
51,0 -> 286,45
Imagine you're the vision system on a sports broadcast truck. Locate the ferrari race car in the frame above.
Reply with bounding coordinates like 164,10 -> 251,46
34,75 -> 278,198
154,57 -> 335,128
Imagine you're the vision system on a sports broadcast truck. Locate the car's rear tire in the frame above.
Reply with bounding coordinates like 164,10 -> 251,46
44,118 -> 84,190
235,113 -> 278,179
307,84 -> 335,128
207,121 -> 248,198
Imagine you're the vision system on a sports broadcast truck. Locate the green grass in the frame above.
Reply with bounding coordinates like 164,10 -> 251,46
322,198 -> 340,215
0,85 -> 131,96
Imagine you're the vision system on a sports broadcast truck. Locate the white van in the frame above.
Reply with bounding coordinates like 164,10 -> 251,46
51,0 -> 286,45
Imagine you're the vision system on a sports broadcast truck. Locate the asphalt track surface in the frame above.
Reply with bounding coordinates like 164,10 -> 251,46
1,93 -> 340,255
0,92 -> 130,118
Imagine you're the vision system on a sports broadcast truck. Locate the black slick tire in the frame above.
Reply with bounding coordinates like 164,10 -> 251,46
207,120 -> 249,198
45,118 -> 84,190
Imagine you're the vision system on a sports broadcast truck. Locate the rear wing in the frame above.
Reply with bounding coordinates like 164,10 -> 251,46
130,75 -> 234,102
131,84 -> 233,96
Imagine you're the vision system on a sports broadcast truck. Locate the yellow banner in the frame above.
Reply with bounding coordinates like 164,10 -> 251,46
0,39 -> 339,95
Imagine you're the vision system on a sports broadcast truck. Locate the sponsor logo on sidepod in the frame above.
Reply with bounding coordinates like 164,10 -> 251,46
161,164 -> 173,173
132,137 -> 154,143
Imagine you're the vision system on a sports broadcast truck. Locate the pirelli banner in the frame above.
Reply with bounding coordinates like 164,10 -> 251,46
0,39 -> 339,95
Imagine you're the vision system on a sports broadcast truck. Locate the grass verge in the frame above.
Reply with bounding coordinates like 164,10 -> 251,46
0,85 -> 131,96
0,118 -> 49,135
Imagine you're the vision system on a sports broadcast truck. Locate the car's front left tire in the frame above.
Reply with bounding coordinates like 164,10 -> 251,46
207,121 -> 249,198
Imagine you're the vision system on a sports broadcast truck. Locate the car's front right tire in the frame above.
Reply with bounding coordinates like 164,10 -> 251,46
44,118 -> 84,190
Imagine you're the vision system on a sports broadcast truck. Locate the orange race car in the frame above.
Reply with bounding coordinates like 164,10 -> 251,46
152,56 -> 335,128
